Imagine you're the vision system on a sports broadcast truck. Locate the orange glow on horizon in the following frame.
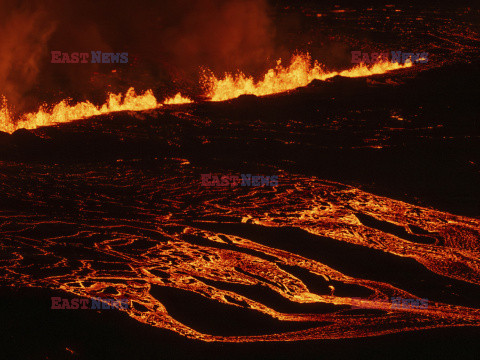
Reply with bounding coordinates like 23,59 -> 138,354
0,89 -> 192,133
0,53 -> 412,133
202,53 -> 412,102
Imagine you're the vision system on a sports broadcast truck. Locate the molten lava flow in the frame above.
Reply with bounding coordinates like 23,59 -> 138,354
2,161 -> 480,342
338,60 -> 412,78
163,93 -> 193,105
1,52 -> 412,133
0,88 -> 191,134
202,53 -> 412,102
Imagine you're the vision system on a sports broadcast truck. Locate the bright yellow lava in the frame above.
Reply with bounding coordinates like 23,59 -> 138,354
0,52 -> 412,133
202,53 -> 412,102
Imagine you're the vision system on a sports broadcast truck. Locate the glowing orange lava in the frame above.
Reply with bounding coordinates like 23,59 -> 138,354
2,163 -> 480,342
202,53 -> 412,102
0,52 -> 411,133
0,88 -> 191,133
163,93 -> 193,105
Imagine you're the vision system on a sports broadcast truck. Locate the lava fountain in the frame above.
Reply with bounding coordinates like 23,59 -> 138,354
0,52 -> 412,133
202,53 -> 412,102
0,88 -> 192,134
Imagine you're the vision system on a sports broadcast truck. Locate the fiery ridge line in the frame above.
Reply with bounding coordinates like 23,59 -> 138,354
0,89 -> 192,134
0,53 -> 412,133
202,53 -> 412,102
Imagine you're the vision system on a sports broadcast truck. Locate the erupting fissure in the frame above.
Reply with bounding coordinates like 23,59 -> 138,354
0,89 -> 192,134
202,53 -> 412,102
0,53 -> 412,133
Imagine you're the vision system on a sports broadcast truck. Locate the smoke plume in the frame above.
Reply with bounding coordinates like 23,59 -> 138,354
0,0 -> 274,112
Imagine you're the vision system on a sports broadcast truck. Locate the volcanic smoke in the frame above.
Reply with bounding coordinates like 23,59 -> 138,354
0,53 -> 412,133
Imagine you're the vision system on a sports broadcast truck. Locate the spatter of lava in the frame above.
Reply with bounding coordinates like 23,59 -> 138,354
0,160 -> 479,342
0,89 -> 192,134
201,53 -> 412,102
0,53 -> 411,134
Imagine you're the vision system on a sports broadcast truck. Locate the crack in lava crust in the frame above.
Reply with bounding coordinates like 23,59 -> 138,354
0,160 -> 479,342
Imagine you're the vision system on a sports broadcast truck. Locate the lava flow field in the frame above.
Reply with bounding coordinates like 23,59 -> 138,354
0,1 -> 480,360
